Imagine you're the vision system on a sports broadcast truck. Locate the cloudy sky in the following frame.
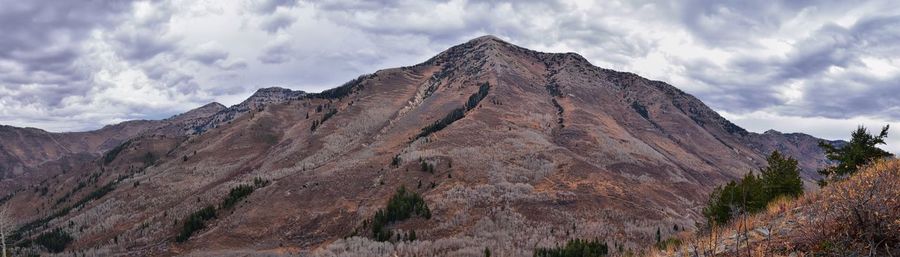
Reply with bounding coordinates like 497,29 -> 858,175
1,0 -> 899,152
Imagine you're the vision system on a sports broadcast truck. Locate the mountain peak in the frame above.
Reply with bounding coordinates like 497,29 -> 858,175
0,35 -> 847,256
251,86 -> 303,96
166,102 -> 227,122
200,102 -> 226,110
247,87 -> 306,101
233,87 -> 307,110
468,34 -> 506,44
421,34 -> 527,70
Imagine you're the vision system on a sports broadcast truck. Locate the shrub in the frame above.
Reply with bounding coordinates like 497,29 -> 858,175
534,238 -> 608,257
416,107 -> 465,140
802,160 -> 900,255
176,205 -> 216,242
631,101 -> 649,120
655,237 -> 682,251
420,160 -> 434,173
546,83 -> 562,97
103,140 -> 131,164
220,178 -> 269,210
220,185 -> 254,210
370,186 -> 431,241
552,99 -> 565,124
391,155 -> 401,167
142,152 -> 157,166
34,228 -> 73,253
311,74 -> 370,99
414,83 -> 491,140
465,82 -> 490,111
178,178 -> 269,242
321,108 -> 338,123
253,177 -> 270,187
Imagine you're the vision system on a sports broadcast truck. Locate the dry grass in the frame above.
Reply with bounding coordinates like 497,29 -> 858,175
653,159 -> 900,257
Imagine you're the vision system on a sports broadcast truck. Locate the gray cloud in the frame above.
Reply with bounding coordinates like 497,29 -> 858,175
111,29 -> 179,61
189,47 -> 229,65
259,10 -> 296,33
258,40 -> 293,64
0,0 -> 136,122
253,0 -> 297,14
683,13 -> 900,119
1,0 -> 898,147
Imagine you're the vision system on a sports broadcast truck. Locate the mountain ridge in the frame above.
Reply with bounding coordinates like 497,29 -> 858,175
0,35 -> 845,256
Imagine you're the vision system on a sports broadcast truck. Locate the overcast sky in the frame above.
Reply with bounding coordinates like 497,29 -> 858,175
1,0 -> 899,152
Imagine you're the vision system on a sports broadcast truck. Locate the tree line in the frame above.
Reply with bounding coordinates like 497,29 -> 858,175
703,125 -> 892,226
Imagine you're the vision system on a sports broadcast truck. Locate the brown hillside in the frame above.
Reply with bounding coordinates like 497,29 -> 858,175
653,159 -> 900,256
0,35 -> 842,256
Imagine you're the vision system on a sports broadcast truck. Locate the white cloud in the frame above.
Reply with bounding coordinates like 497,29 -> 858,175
722,111 -> 900,154
0,0 -> 897,152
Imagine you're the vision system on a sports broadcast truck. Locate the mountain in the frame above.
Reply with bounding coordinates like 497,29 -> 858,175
0,35 -> 841,256
0,102 -> 226,188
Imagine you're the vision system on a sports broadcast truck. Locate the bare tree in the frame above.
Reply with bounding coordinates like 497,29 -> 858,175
0,204 -> 8,257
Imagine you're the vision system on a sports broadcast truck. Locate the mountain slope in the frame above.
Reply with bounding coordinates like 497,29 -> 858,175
654,159 -> 900,256
0,102 -> 226,177
2,35 -> 839,256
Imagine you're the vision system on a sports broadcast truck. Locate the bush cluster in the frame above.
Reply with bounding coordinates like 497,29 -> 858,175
176,178 -> 269,242
176,205 -> 216,242
371,186 -> 431,241
33,228 -> 73,253
420,160 -> 435,173
103,140 -> 131,164
534,238 -> 608,257
310,74 -> 370,99
311,108 -> 338,131
465,82 -> 490,110
703,151 -> 804,225
415,83 -> 490,140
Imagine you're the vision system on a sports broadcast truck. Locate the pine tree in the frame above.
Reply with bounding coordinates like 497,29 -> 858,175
818,125 -> 892,186
703,151 -> 805,226
759,151 -> 803,201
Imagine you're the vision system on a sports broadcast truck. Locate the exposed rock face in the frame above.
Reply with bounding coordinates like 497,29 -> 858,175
1,35 -> 841,256
192,87 -> 306,134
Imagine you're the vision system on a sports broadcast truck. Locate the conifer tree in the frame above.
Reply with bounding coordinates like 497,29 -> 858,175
818,125 -> 892,186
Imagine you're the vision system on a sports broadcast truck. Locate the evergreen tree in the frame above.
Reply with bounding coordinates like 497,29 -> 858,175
34,228 -> 73,253
534,238 -> 608,257
369,186 -> 431,241
703,151 -> 804,226
818,125 -> 892,185
759,151 -> 803,201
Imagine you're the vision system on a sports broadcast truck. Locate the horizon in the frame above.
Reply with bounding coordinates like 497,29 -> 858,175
3,2 -> 900,255
1,1 -> 899,153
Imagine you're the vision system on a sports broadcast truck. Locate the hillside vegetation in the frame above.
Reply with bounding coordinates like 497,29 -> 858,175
653,159 -> 900,256
0,35 -> 850,256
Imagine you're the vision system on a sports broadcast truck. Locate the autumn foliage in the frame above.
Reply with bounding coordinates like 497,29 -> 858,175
657,159 -> 900,256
